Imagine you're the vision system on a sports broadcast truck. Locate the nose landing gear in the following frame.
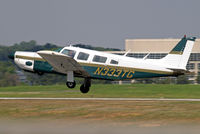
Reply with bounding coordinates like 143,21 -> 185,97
66,81 -> 76,88
66,71 -> 76,88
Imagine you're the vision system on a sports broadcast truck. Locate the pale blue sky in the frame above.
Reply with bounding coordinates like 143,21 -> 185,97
0,0 -> 200,49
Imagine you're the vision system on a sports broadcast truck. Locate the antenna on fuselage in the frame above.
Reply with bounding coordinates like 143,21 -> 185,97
123,49 -> 131,57
143,53 -> 150,60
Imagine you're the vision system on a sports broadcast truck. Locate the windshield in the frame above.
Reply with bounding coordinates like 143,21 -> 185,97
61,49 -> 76,58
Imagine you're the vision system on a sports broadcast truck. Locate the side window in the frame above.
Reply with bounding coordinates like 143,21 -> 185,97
110,59 -> 118,65
77,52 -> 89,61
92,55 -> 107,63
61,49 -> 76,58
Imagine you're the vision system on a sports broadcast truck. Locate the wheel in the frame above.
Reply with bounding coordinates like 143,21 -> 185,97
66,81 -> 76,88
80,84 -> 90,93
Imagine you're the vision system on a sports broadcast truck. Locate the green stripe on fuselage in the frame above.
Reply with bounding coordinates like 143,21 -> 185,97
82,65 -> 170,80
32,60 -> 171,80
33,61 -> 53,73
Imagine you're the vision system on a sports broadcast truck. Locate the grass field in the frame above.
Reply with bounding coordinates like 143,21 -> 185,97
0,84 -> 200,98
0,100 -> 200,127
1,84 -> 200,128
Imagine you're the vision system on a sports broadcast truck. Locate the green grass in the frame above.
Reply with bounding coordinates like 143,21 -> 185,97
1,84 -> 200,126
0,84 -> 200,98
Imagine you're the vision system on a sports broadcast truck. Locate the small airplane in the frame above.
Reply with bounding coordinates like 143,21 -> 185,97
8,35 -> 196,93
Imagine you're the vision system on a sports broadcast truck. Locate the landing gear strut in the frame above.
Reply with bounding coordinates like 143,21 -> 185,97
66,71 -> 91,93
66,71 -> 76,88
80,78 -> 91,93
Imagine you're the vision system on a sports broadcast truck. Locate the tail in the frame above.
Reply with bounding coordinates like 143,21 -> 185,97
161,35 -> 196,70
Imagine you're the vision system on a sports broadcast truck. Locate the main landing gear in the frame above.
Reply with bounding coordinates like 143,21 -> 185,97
66,78 -> 91,93
66,71 -> 91,93
80,78 -> 91,93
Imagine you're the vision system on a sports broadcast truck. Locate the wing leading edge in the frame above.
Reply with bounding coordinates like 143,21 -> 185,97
37,50 -> 89,77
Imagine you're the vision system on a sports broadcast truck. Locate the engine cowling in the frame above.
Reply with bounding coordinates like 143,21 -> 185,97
9,51 -> 54,75
14,51 -> 36,72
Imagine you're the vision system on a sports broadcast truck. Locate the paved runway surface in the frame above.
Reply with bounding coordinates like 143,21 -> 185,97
1,97 -> 200,101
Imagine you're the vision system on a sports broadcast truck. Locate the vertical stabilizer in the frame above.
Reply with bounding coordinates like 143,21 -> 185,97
161,36 -> 196,69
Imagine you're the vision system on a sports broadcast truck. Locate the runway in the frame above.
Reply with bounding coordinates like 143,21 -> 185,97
0,97 -> 200,101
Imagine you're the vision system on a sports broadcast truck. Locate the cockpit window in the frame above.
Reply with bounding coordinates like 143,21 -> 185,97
110,59 -> 118,64
61,49 -> 76,58
92,55 -> 107,63
77,52 -> 89,61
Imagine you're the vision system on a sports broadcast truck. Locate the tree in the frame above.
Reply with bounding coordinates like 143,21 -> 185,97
73,44 -> 121,51
0,62 -> 19,87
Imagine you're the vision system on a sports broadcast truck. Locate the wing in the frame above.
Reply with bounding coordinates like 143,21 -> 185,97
37,50 -> 89,77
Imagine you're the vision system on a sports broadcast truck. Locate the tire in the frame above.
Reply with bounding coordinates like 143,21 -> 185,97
80,84 -> 90,93
66,81 -> 76,88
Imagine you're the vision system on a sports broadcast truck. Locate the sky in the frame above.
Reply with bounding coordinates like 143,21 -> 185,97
0,0 -> 200,49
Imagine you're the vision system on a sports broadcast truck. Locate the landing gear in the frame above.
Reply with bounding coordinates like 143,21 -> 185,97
66,71 -> 91,93
66,81 -> 76,88
80,84 -> 90,93
66,71 -> 76,88
80,78 -> 91,94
